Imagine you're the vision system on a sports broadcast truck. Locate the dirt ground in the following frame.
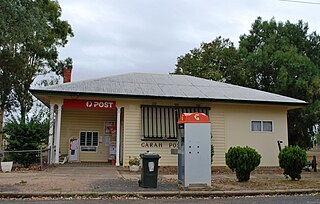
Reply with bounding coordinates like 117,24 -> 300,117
0,166 -> 113,193
1,150 -> 320,194
212,175 -> 320,191
307,150 -> 320,164
3,165 -> 319,194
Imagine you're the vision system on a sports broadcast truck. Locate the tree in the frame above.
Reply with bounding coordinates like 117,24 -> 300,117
174,17 -> 320,147
239,17 -> 320,147
4,112 -> 49,167
174,37 -> 247,86
0,53 -> 22,148
0,0 -> 73,151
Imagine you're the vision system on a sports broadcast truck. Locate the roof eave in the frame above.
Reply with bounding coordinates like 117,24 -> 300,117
30,89 -> 307,107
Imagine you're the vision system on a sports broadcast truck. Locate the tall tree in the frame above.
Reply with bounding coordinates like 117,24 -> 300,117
174,17 -> 320,147
0,0 -> 73,152
239,17 -> 320,147
175,37 -> 247,85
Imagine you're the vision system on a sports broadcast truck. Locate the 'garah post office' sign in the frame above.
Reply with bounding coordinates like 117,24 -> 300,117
64,99 -> 116,110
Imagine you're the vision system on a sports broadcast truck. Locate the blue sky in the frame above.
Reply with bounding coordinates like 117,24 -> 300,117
57,0 -> 320,81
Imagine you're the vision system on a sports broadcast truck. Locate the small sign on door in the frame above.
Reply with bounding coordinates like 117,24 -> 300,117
69,137 -> 79,162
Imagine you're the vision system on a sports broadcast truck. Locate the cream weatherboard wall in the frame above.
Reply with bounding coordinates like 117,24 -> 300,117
54,96 -> 289,167
121,100 -> 200,167
211,106 -> 226,166
222,104 -> 288,166
121,99 -> 226,167
121,100 -> 289,167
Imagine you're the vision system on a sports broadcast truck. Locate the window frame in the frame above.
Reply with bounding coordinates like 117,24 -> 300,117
251,120 -> 273,132
79,131 -> 99,152
141,105 -> 210,141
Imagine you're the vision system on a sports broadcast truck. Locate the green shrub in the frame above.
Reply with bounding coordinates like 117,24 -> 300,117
278,146 -> 307,180
225,146 -> 261,182
129,157 -> 140,166
4,114 -> 48,167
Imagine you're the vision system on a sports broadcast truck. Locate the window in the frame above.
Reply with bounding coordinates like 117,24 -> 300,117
251,121 -> 273,132
80,131 -> 99,152
251,121 -> 262,131
263,121 -> 273,131
141,105 -> 210,140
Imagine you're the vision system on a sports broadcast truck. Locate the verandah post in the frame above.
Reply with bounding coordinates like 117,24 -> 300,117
116,107 -> 122,166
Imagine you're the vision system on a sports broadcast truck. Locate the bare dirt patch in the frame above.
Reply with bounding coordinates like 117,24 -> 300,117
212,175 -> 320,191
307,150 -> 320,164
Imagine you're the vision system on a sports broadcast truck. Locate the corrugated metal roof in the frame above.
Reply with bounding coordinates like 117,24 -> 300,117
30,73 -> 306,105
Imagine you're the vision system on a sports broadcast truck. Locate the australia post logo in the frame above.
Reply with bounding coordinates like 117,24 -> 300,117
85,101 -> 115,109
64,99 -> 116,110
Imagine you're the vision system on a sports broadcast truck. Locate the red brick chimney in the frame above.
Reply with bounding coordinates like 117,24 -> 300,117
63,67 -> 72,83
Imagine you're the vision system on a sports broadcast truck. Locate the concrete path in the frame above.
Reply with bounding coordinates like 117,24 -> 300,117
50,166 -> 121,179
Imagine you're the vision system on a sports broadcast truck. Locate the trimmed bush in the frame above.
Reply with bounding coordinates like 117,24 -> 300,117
225,146 -> 261,182
278,146 -> 307,180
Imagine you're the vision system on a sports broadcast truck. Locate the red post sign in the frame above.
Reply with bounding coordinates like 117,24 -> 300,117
64,99 -> 116,109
